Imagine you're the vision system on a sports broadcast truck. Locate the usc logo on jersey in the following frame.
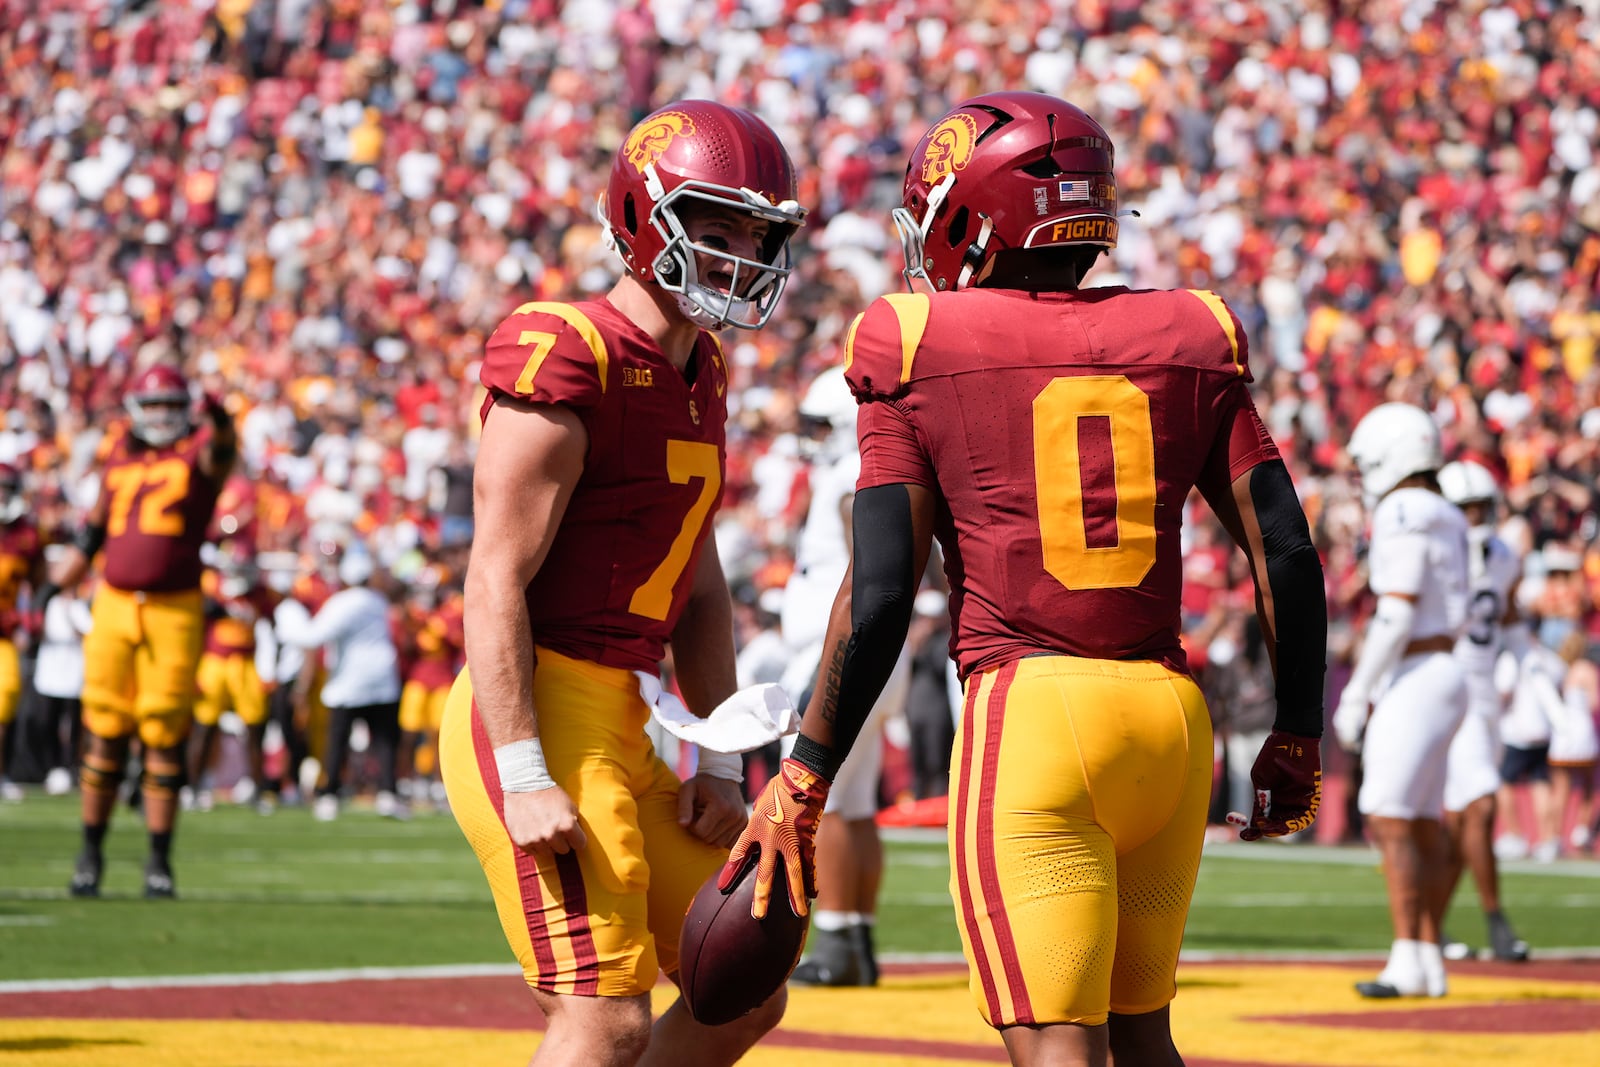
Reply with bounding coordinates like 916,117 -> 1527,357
625,111 -> 697,172
919,113 -> 979,184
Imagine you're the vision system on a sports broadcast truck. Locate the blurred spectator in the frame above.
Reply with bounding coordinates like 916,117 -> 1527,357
1206,615 -> 1282,830
1550,630 -> 1599,854
33,574 -> 93,797
904,588 -> 955,802
285,546 -> 402,821
1496,632 -> 1563,862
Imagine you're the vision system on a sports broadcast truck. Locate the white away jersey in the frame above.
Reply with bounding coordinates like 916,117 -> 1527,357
1368,487 -> 1470,640
1453,528 -> 1522,679
791,451 -> 860,587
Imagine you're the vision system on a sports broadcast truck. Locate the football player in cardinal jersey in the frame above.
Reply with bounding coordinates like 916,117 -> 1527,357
49,363 -> 236,898
436,100 -> 806,1066
724,92 -> 1326,1067
1436,460 -> 1530,962
0,462 -> 48,801
1335,404 -> 1471,999
188,553 -> 279,813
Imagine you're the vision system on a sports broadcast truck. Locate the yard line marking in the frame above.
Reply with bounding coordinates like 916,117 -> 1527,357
0,916 -> 54,927
0,963 -> 524,994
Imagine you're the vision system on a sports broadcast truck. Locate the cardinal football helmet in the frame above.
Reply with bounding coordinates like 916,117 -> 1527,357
1347,403 -> 1443,507
125,364 -> 192,447
895,91 -> 1119,292
600,100 -> 807,331
0,462 -> 23,524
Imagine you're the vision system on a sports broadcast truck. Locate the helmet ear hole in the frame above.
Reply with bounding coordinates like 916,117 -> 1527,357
623,193 -> 639,236
946,206 -> 969,248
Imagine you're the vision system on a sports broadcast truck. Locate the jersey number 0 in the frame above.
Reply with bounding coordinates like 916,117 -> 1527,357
1032,375 -> 1157,590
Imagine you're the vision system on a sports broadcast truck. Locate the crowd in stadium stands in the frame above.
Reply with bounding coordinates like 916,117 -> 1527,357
1,0 -> 1598,849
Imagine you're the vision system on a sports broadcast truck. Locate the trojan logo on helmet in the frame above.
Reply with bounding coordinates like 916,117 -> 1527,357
893,91 -> 1121,293
598,100 -> 807,331
918,113 -> 979,185
624,111 -> 697,173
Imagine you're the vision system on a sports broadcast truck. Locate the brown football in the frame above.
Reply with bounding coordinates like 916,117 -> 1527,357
678,855 -> 810,1026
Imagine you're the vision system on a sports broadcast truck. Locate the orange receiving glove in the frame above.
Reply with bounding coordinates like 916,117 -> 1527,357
1226,730 -> 1321,842
719,758 -> 829,919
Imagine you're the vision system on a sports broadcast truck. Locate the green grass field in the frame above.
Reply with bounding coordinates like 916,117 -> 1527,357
3,795 -> 1599,982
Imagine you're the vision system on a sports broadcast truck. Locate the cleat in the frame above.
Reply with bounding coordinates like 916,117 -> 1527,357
1355,981 -> 1405,999
851,923 -> 879,987
44,768 -> 74,796
143,862 -> 176,900
1489,915 -> 1529,962
313,794 -> 339,822
231,778 -> 258,806
1,780 -> 24,802
69,851 -> 102,898
789,926 -> 865,987
1441,929 -> 1472,961
374,790 -> 410,821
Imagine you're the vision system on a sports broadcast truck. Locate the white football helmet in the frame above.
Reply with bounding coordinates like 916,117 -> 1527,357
1347,402 -> 1442,506
1437,460 -> 1499,509
798,365 -> 858,460
799,365 -> 857,431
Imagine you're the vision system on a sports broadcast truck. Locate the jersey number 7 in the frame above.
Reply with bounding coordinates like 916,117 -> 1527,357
628,440 -> 722,621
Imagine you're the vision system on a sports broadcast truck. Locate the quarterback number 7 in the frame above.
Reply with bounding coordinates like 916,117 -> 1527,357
511,326 -> 721,622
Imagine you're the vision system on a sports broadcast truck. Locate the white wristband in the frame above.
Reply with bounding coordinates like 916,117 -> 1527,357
695,747 -> 744,784
494,738 -> 558,793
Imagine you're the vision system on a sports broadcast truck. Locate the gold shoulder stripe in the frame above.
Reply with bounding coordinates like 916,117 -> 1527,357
842,310 -> 866,374
881,292 -> 932,386
511,301 -> 611,393
1185,289 -> 1243,377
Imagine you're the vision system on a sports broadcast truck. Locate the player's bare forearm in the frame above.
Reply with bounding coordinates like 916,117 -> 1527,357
668,539 -> 738,715
792,483 -> 934,780
464,397 -> 586,746
463,576 -> 539,745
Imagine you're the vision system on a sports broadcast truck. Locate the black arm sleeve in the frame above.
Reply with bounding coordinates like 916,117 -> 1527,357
790,483 -> 918,781
1250,461 -> 1327,737
73,523 -> 107,559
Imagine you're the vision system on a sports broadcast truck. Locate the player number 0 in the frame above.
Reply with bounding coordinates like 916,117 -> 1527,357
1032,375 -> 1157,590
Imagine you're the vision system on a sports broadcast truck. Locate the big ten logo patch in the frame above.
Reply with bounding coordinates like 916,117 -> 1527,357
622,367 -> 655,388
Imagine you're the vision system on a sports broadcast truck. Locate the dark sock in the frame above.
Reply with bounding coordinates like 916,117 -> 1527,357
83,823 -> 108,853
149,831 -> 173,867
